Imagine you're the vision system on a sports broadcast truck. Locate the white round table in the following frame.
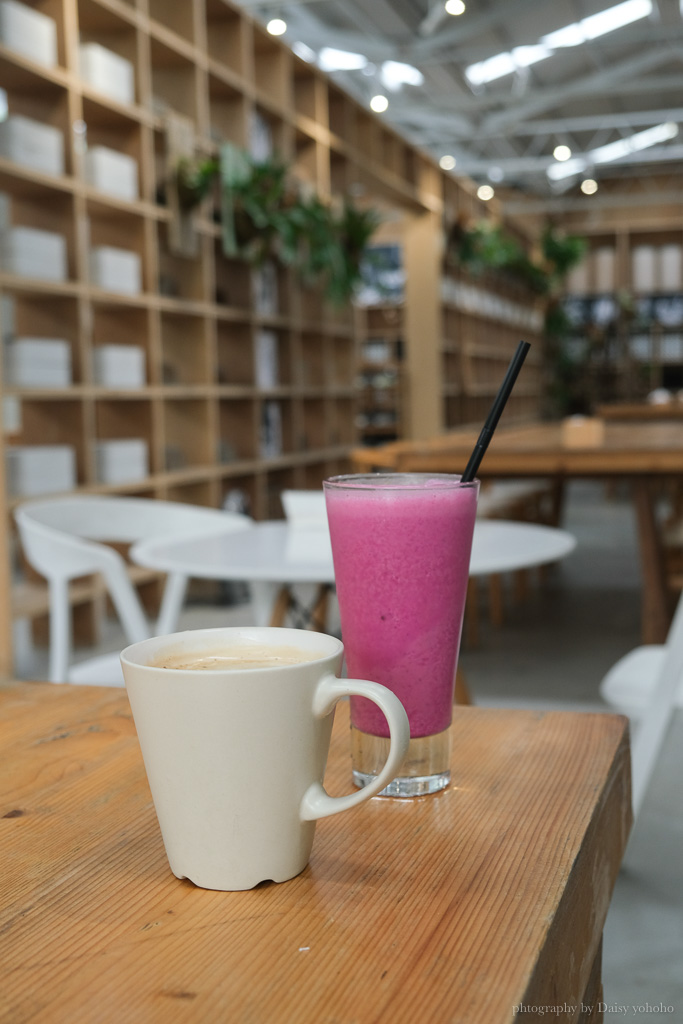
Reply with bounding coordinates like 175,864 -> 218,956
131,519 -> 576,627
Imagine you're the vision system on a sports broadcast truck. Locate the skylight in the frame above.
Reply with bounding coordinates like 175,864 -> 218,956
380,61 -> 424,91
546,121 -> 678,180
465,0 -> 653,86
318,47 -> 368,72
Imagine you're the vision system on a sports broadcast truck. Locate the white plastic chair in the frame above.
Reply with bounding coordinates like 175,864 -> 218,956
278,489 -> 334,631
14,495 -> 251,685
600,589 -> 683,819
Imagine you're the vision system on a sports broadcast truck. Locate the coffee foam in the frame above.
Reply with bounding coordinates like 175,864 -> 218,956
147,643 -> 323,671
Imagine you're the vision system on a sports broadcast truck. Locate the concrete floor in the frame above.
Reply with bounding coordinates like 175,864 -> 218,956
13,481 -> 683,1017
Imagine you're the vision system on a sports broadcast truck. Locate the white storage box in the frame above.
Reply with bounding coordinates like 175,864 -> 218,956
0,114 -> 64,176
632,246 -> 657,293
4,337 -> 72,387
79,43 -> 135,106
85,146 -> 138,201
6,444 -> 76,497
94,439 -> 148,484
0,0 -> 57,67
0,226 -> 67,281
89,246 -> 141,294
92,344 -> 145,389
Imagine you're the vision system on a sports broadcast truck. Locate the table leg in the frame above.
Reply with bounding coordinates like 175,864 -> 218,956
633,479 -> 673,644
248,581 -> 281,626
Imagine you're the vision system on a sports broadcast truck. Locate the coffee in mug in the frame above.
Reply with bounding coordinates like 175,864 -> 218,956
121,626 -> 410,891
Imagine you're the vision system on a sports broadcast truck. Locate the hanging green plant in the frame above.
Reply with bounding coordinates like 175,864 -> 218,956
174,155 -> 220,210
173,144 -> 380,306
444,217 -> 586,298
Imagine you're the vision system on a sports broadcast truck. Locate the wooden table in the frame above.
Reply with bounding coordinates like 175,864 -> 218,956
1,681 -> 631,1024
352,420 -> 683,643
597,401 -> 683,420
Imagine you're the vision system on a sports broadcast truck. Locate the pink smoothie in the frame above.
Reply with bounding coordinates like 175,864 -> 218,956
324,475 -> 478,738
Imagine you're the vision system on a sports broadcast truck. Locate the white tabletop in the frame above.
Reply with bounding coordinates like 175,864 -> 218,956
131,519 -> 576,585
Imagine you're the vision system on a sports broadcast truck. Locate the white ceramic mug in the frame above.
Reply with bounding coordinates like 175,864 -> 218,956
121,626 -> 410,891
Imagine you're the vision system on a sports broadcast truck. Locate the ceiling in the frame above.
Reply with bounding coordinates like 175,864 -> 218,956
233,0 -> 683,213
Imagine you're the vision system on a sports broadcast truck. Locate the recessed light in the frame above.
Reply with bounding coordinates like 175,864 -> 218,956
370,95 -> 389,112
266,18 -> 287,36
553,144 -> 572,161
477,184 -> 495,201
445,0 -> 466,15
581,178 -> 598,194
440,155 -> 456,170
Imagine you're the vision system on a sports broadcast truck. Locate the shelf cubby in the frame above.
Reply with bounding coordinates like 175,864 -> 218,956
149,35 -> 199,124
216,319 -> 253,386
208,73 -> 248,147
160,311 -> 211,385
218,397 -> 257,462
205,0 -> 250,79
148,0 -> 197,47
162,397 -> 213,470
251,25 -> 291,110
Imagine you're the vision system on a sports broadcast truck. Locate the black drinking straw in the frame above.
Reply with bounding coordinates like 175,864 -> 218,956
460,340 -> 531,483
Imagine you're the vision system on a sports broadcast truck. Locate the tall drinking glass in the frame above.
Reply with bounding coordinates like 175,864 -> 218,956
324,473 -> 479,797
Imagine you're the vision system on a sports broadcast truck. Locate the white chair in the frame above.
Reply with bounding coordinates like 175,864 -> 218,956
600,590 -> 683,819
278,489 -> 334,631
14,495 -> 251,685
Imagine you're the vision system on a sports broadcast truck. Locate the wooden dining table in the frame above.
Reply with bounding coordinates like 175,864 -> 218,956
352,419 -> 683,644
1,680 -> 631,1023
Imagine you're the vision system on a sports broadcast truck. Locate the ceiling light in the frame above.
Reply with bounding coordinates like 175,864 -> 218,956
488,166 -> 504,182
445,0 -> 466,14
581,179 -> 598,194
467,0 -> 652,86
266,18 -> 287,36
548,121 -> 678,179
318,47 -> 368,72
439,155 -> 456,170
477,185 -> 495,201
370,95 -> 389,113
380,60 -> 424,91
553,145 -> 572,161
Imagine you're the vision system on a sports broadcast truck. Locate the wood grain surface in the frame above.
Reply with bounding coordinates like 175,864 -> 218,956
0,682 -> 631,1024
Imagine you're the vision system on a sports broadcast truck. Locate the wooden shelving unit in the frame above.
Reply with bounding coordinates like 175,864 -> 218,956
558,195 -> 683,406
0,0 -> 547,679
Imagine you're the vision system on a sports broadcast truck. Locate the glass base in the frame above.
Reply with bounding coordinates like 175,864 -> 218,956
351,725 -> 450,798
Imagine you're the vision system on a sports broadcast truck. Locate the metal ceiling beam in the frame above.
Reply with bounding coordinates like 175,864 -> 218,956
386,105 -> 683,142
448,143 -> 683,178
481,47 -> 682,134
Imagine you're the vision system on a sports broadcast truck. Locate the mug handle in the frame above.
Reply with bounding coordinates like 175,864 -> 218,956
299,675 -> 410,821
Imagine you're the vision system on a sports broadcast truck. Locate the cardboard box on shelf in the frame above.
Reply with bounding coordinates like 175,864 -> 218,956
94,439 -> 148,484
79,42 -> 135,106
0,0 -> 57,67
84,146 -> 138,201
92,344 -> 145,389
0,115 -> 64,176
3,338 -> 72,388
6,444 -> 76,496
89,246 -> 141,294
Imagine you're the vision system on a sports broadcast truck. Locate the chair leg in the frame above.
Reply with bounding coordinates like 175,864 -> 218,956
156,573 -> 189,636
309,584 -> 331,632
454,666 -> 472,705
269,586 -> 292,627
49,577 -> 71,683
